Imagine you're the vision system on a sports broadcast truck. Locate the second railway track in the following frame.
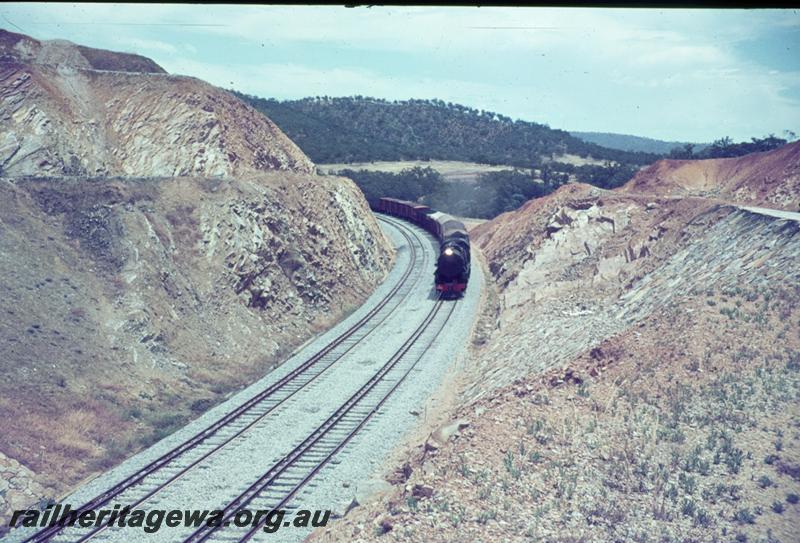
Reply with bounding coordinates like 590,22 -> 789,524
184,297 -> 457,542
22,216 -> 432,543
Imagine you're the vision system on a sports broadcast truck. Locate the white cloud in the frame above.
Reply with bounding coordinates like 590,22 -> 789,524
121,37 -> 177,55
1,3 -> 797,141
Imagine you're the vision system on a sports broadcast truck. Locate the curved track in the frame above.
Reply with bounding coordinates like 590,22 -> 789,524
22,216 -> 428,543
184,297 -> 456,542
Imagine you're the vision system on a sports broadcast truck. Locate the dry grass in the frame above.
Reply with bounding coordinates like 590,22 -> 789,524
543,153 -> 613,167
318,284 -> 800,543
318,160 -> 523,182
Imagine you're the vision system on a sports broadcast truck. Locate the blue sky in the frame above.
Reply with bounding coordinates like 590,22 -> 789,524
2,4 -> 798,142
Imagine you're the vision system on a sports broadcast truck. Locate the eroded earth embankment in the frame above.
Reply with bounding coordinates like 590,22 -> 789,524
0,29 -> 392,524
321,154 -> 800,543
0,178 -> 391,525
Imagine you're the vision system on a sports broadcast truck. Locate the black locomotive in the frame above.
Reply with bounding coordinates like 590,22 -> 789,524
375,198 -> 470,297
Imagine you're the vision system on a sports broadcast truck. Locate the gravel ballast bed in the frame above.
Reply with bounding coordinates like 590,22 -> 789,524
8,218 -> 482,543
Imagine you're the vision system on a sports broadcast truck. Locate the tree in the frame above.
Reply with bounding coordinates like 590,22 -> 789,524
231,92 -> 660,167
668,143 -> 695,159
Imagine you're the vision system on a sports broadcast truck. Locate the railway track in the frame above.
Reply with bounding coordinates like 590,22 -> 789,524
185,296 -> 457,542
22,216 -> 429,543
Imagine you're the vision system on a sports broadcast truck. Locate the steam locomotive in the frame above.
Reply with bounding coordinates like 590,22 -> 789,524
375,198 -> 470,297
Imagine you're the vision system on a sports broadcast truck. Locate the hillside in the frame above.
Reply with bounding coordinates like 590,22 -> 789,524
321,147 -> 800,543
0,29 -> 165,74
621,141 -> 800,211
571,130 -> 707,154
0,30 -> 392,523
0,29 -> 313,177
234,94 -> 660,168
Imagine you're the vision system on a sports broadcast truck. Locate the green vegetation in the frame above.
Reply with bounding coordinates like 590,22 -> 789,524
546,161 -> 640,188
233,92 -> 794,219
571,131 -> 708,154
233,93 -> 659,167
668,135 -> 792,159
230,93 -> 662,218
340,162 -> 636,218
337,167 -> 442,208
340,166 -> 560,219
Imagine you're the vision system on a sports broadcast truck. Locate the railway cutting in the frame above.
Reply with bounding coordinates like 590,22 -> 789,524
8,216 -> 482,543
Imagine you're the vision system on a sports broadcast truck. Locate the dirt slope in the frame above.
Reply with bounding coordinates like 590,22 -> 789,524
319,149 -> 800,543
0,29 -> 313,177
620,141 -> 800,211
0,31 -> 392,524
0,29 -> 166,74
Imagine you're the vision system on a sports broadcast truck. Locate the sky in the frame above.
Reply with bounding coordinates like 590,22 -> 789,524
1,4 -> 798,143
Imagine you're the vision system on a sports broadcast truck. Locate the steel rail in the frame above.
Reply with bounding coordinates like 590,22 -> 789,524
184,297 -> 457,542
23,216 -> 424,543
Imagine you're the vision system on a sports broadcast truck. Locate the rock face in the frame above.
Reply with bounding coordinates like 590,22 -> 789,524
0,29 -> 166,74
315,147 -> 800,543
468,169 -> 800,400
0,29 -> 314,177
0,30 -> 392,525
620,141 -> 800,211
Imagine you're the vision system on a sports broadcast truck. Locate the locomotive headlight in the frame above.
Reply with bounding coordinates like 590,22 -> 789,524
444,247 -> 454,256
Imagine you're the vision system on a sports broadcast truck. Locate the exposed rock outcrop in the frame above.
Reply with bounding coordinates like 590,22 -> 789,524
317,148 -> 800,543
0,29 -> 166,74
0,29 -> 314,177
0,30 -> 392,525
468,180 -> 799,400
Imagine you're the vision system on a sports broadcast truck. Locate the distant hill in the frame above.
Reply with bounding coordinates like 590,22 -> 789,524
571,131 -> 708,155
233,94 -> 660,168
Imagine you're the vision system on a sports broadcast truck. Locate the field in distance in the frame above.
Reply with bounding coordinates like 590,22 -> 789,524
320,155 -> 610,183
319,160 -> 525,183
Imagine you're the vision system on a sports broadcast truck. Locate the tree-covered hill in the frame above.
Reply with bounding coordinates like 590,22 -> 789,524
232,93 -> 659,167
231,91 -> 794,219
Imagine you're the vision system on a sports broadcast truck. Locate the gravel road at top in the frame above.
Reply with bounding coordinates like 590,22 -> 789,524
739,205 -> 800,222
7,215 -> 482,543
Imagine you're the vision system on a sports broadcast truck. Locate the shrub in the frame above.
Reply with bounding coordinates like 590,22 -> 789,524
190,398 -> 215,413
764,454 -> 779,465
757,475 -> 773,488
734,508 -> 755,524
681,498 -> 697,517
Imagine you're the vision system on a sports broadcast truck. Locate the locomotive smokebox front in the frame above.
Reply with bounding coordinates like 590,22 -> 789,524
436,243 -> 467,280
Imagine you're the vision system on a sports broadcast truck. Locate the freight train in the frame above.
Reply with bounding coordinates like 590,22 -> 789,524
375,198 -> 470,297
